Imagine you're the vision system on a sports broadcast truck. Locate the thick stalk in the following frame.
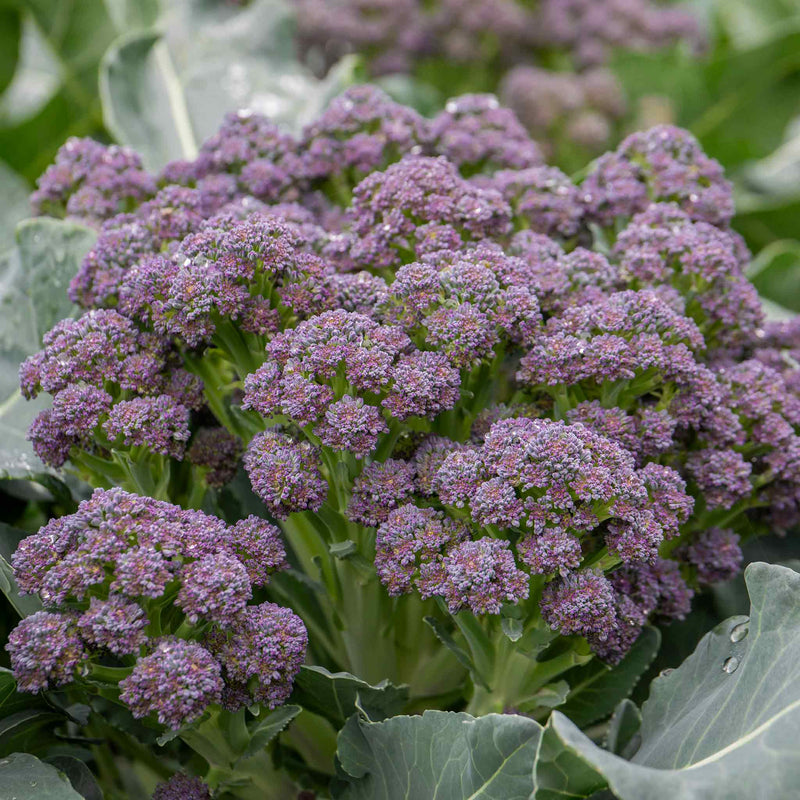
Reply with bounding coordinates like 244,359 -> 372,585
335,559 -> 400,684
182,709 -> 300,800
464,616 -> 590,716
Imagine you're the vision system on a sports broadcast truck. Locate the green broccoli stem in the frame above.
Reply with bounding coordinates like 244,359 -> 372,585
181,708 -> 299,800
282,509 -> 465,695
464,626 -> 591,717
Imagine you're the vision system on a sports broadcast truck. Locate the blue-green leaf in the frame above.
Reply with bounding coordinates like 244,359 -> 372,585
293,666 -> 408,728
99,0 -> 357,171
335,710 -> 542,800
558,627 -> 660,728
0,752 -> 83,799
536,563 -> 800,800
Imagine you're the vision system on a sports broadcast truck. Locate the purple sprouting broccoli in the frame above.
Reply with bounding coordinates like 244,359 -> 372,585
348,458 -> 417,526
32,137 -> 156,224
518,288 -> 702,380
187,427 -> 244,488
6,489 -> 302,728
19,86 -> 799,712
430,0 -> 536,65
380,244 -> 543,365
679,527 -> 742,585
582,126 -> 733,227
347,155 -> 511,268
208,602 -> 308,709
299,85 -> 430,188
119,213 -> 333,349
151,773 -> 212,800
375,504 -> 468,595
20,310 -> 144,397
6,612 -> 87,692
686,448 -> 752,511
78,596 -> 149,656
540,570 -> 617,641
19,310 -> 203,470
505,235 -> 623,315
242,310 -> 461,450
614,203 -> 763,350
534,0 -> 703,68
488,166 -> 585,238
418,536 -> 529,614
292,0 -> 702,88
329,270 -> 390,317
243,431 -> 329,518
368,414 -> 693,657
294,0 -> 430,77
592,558 -> 693,663
429,94 -> 543,175
69,186 -> 209,309
104,395 -> 191,459
193,109 -> 302,203
119,638 -> 224,729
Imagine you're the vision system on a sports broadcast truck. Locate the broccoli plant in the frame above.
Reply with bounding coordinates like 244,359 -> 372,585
4,85 -> 800,798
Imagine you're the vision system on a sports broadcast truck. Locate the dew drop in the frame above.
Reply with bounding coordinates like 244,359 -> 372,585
722,656 -> 739,674
730,621 -> 749,643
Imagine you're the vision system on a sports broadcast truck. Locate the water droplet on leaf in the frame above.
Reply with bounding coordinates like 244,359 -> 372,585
730,621 -> 749,642
722,656 -> 739,674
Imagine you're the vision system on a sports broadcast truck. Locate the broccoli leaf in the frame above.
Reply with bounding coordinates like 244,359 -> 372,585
99,0 -> 358,171
293,666 -> 408,728
0,752 -> 83,799
535,562 -> 800,800
0,217 -> 94,479
334,710 -> 542,800
558,626 -> 660,728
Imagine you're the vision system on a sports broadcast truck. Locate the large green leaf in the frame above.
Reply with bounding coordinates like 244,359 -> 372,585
704,0 -> 800,49
0,710 -> 63,759
42,757 -> 102,800
100,29 -> 198,171
0,218 -> 94,479
535,562 -> 800,800
15,217 -> 95,338
0,752 -> 83,800
243,704 -> 301,759
0,160 -> 31,246
99,0 -> 357,171
558,627 -> 660,728
293,666 -> 408,728
604,700 -> 642,758
335,710 -> 542,800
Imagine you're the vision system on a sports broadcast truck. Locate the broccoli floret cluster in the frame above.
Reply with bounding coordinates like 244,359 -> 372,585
8,489 -> 304,729
19,85 -> 798,678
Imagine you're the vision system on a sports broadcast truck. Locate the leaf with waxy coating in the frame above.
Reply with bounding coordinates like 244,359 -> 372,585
534,563 -> 800,800
335,709 -> 542,800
